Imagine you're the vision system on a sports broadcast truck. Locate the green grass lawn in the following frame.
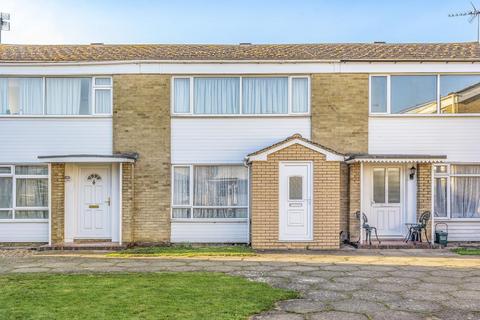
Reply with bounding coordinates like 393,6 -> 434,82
452,247 -> 480,255
0,272 -> 296,320
109,245 -> 256,257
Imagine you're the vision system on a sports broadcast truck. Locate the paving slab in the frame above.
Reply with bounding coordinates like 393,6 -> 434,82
276,299 -> 326,313
309,311 -> 368,320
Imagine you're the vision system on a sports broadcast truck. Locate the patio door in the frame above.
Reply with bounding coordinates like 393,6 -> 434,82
370,167 -> 403,237
279,162 -> 313,241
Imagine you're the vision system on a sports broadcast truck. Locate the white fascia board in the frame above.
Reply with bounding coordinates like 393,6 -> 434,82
345,158 -> 446,164
1,61 -> 480,75
247,139 -> 345,162
38,156 -> 135,163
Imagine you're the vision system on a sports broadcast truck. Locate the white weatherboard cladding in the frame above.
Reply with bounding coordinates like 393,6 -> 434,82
0,223 -> 48,242
434,220 -> 480,241
171,222 -> 248,243
0,118 -> 113,163
369,117 -> 480,162
171,117 -> 311,163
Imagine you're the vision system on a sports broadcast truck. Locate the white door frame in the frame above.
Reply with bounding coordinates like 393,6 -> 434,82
75,164 -> 112,239
279,161 -> 313,241
364,164 -> 407,238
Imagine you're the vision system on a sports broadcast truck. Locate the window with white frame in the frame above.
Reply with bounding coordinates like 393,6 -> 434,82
434,164 -> 480,219
370,74 -> 480,115
0,165 -> 49,220
172,165 -> 248,219
172,76 -> 310,115
0,76 -> 112,116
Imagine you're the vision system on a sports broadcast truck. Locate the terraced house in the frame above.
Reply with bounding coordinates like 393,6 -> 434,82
1,42 -> 480,249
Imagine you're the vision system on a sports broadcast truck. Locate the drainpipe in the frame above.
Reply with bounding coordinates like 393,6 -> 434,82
244,157 -> 252,246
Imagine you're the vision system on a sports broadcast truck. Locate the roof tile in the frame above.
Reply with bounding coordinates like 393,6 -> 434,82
0,42 -> 479,62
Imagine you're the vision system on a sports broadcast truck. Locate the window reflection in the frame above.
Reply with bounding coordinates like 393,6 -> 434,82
370,76 -> 387,113
440,75 -> 480,114
391,75 -> 437,114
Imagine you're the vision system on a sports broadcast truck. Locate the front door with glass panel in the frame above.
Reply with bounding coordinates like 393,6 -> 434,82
279,162 -> 312,241
77,167 -> 111,239
370,167 -> 403,237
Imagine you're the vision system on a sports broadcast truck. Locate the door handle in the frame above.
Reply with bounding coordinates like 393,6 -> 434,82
105,197 -> 111,206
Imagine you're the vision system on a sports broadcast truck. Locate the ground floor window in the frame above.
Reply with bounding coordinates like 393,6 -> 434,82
171,165 -> 248,219
434,164 -> 480,219
0,165 -> 49,220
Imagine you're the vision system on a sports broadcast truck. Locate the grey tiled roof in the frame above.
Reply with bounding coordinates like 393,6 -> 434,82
0,42 -> 479,62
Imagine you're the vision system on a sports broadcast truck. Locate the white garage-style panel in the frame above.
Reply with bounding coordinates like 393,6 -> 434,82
369,117 -> 480,162
0,118 -> 113,163
171,222 -> 249,243
0,223 -> 48,242
171,117 -> 311,163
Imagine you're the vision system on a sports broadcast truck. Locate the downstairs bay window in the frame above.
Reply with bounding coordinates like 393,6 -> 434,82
172,165 -> 248,219
0,165 -> 49,220
434,164 -> 480,219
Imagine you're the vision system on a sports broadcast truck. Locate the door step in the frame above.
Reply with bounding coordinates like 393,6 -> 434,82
358,240 -> 436,249
73,239 -> 113,244
39,242 -> 125,251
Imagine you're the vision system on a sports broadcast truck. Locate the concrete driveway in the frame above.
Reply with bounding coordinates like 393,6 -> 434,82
1,249 -> 479,320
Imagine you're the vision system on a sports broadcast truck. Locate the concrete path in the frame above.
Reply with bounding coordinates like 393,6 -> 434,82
1,249 -> 480,319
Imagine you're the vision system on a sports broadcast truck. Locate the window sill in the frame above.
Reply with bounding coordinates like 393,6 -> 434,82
171,218 -> 248,223
171,114 -> 310,119
0,219 -> 48,223
434,218 -> 480,222
369,113 -> 480,118
0,115 -> 112,119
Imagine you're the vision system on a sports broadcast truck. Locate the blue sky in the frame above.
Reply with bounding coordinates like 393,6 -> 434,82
1,0 -> 479,44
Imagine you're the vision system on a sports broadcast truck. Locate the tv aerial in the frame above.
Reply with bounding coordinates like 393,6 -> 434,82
449,2 -> 480,42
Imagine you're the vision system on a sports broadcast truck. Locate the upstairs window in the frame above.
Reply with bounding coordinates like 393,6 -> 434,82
194,77 -> 240,114
0,78 -> 43,115
370,74 -> 480,115
440,75 -> 480,114
0,76 -> 112,116
391,76 -> 437,114
242,77 -> 288,114
172,76 -> 310,115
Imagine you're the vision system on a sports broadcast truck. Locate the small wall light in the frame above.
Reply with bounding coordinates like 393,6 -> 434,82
409,166 -> 416,180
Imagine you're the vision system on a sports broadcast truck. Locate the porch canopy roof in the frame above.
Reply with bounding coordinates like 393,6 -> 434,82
38,153 -> 138,163
246,134 -> 345,162
345,154 -> 447,164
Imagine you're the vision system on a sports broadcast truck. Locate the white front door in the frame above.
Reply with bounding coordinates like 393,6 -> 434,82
370,167 -> 403,237
279,162 -> 313,241
77,167 -> 111,239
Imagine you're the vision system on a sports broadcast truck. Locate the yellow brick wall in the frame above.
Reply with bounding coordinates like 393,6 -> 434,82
339,162 -> 349,242
251,144 -> 344,250
50,163 -> 65,244
113,75 -> 171,243
311,73 -> 369,154
348,163 -> 361,242
417,163 -> 433,236
121,163 -> 135,243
